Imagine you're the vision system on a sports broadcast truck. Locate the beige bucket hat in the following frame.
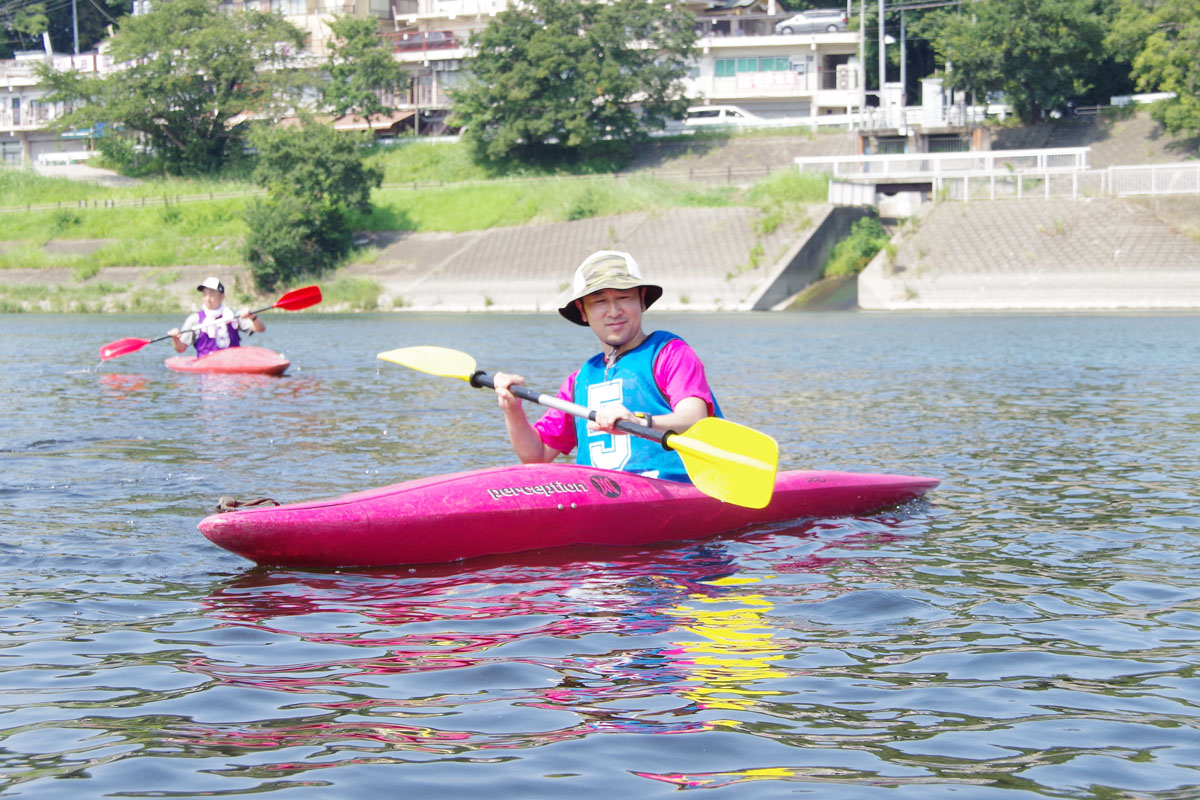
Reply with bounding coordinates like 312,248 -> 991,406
558,250 -> 663,326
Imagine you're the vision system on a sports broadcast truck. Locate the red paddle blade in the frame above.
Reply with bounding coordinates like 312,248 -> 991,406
274,285 -> 322,311
99,337 -> 151,361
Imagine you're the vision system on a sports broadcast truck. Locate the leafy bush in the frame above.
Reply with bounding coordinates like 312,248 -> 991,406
823,216 -> 890,278
243,119 -> 381,291
745,169 -> 828,210
51,208 -> 81,231
243,197 -> 352,291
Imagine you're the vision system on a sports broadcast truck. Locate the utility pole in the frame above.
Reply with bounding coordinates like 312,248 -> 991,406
72,0 -> 79,54
858,0 -> 865,127
878,0 -> 885,104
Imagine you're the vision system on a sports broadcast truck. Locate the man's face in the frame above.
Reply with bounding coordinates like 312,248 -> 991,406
579,287 -> 644,349
200,288 -> 224,310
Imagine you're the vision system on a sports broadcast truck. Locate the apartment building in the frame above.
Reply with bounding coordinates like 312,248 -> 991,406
1,50 -> 116,166
384,0 -> 863,132
1,0 -> 868,164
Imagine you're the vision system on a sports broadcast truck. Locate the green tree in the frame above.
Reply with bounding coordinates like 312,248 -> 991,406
39,0 -> 308,175
451,0 -> 696,167
243,119 -> 383,290
322,15 -> 408,119
1106,0 -> 1200,139
922,0 -> 1105,123
1,1 -> 48,57
3,0 -> 128,58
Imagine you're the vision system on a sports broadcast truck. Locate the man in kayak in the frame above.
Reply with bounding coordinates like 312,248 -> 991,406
168,277 -> 265,357
493,250 -> 720,483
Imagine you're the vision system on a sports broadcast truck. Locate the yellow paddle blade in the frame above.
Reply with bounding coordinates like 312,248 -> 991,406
377,346 -> 477,382
669,417 -> 779,509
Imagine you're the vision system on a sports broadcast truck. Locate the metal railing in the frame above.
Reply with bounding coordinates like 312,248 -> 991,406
797,147 -> 1093,179
933,163 -> 1200,201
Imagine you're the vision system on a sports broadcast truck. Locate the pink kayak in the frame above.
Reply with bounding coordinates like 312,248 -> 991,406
165,345 -> 289,375
198,463 -> 938,568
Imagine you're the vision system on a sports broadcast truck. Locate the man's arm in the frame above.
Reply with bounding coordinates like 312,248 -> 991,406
493,371 -> 567,463
167,314 -> 199,353
236,310 -> 265,334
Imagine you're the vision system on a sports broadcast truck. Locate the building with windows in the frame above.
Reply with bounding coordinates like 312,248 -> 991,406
1,0 -> 902,164
684,29 -> 861,121
381,0 -> 863,134
1,50 -> 116,166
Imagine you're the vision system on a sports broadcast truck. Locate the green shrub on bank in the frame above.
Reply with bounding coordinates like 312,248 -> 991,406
823,216 -> 890,277
745,170 -> 826,236
322,276 -> 385,310
244,196 -> 353,290
745,169 -> 827,210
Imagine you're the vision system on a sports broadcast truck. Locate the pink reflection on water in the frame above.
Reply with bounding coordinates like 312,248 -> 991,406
186,526 -> 914,762
98,373 -> 151,401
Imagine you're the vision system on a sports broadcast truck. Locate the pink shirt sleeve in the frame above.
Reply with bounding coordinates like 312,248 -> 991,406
654,338 -> 717,415
532,371 -> 579,455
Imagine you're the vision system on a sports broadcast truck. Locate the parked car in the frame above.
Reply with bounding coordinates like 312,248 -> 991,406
682,105 -> 762,128
774,8 -> 848,34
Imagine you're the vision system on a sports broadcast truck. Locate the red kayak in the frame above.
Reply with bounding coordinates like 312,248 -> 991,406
165,345 -> 289,375
198,463 -> 938,568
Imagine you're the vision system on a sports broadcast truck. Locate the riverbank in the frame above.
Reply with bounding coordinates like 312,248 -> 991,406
3,111 -> 1199,313
9,192 -> 1197,314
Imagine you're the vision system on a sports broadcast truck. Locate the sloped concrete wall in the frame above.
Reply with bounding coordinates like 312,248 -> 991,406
747,204 -> 873,310
859,197 -> 1200,310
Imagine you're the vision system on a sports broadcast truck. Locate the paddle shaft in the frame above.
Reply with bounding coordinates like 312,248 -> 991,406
469,370 -> 672,450
182,299 -> 285,334
130,305 -> 268,349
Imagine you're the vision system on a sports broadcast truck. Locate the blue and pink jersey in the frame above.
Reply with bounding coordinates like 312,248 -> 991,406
533,331 -> 720,483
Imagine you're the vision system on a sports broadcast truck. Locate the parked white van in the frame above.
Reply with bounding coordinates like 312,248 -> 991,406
682,105 -> 762,128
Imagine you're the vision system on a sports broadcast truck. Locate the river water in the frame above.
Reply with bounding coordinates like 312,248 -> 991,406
2,310 -> 1199,798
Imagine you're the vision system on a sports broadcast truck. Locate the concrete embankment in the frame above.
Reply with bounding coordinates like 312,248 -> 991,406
859,196 -> 1200,311
6,193 -> 1197,313
355,203 -> 869,313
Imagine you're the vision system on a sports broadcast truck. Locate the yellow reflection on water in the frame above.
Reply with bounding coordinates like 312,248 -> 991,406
664,574 -> 787,712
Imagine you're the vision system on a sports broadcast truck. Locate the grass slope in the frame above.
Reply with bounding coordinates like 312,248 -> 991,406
0,138 -> 828,310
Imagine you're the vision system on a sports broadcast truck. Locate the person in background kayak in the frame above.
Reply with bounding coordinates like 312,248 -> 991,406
168,277 -> 265,357
493,250 -> 720,483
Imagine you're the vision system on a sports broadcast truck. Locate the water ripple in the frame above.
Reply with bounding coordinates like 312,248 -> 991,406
0,313 -> 1198,796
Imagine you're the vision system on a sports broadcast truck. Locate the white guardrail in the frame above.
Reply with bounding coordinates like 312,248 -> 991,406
929,163 -> 1200,201
796,147 -> 1093,178
805,149 -> 1200,203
